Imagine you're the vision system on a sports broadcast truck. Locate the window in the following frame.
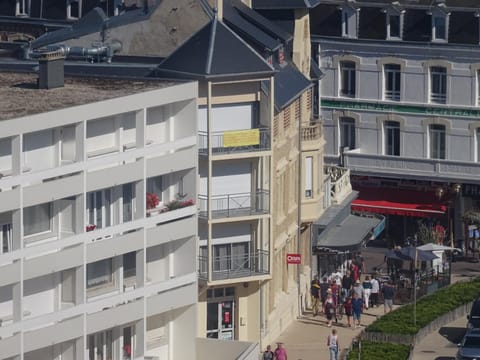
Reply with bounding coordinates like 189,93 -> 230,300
430,124 -> 446,159
1,224 -> 12,254
433,16 -> 446,41
87,189 -> 112,229
123,252 -> 136,279
342,10 -> 349,37
122,183 -> 135,223
87,258 -> 113,288
24,203 -> 52,236
384,121 -> 400,156
387,14 -> 401,38
430,66 -> 447,104
213,242 -> 249,272
340,117 -> 356,150
476,128 -> 480,162
477,71 -> 480,106
305,156 -> 313,198
384,64 -> 401,101
340,61 -> 356,97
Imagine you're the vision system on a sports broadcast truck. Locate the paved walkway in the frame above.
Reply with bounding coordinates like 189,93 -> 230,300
271,304 -> 397,360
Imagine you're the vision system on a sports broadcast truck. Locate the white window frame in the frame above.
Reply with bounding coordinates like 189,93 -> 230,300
384,64 -> 401,101
304,156 -> 313,198
86,258 -> 114,289
340,61 -> 356,98
23,203 -> 53,238
429,124 -> 446,159
477,70 -> 480,106
87,189 -> 113,230
430,66 -> 447,104
429,9 -> 449,43
476,128 -> 480,162
386,13 -> 403,40
384,121 -> 400,156
340,117 -> 356,151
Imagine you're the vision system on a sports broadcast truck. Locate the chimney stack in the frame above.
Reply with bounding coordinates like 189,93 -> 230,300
38,50 -> 65,89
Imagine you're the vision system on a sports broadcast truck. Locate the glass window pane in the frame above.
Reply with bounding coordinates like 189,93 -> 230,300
87,259 -> 112,288
390,15 -> 400,37
24,203 -> 51,236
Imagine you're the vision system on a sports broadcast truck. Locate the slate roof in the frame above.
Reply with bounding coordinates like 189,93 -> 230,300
252,0 -> 320,10
157,16 -> 275,80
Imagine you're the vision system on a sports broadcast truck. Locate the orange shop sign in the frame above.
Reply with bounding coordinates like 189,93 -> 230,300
286,253 -> 301,264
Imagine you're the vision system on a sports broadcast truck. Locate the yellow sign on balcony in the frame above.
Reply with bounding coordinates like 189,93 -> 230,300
223,129 -> 260,147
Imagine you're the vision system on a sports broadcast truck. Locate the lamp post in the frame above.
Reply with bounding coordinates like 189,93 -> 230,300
413,244 -> 418,327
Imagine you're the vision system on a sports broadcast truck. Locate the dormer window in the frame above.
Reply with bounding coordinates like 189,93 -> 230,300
429,8 -> 450,42
383,6 -> 404,40
340,6 -> 359,39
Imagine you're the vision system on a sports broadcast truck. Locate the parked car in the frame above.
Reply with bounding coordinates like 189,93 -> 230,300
457,329 -> 480,360
467,298 -> 480,330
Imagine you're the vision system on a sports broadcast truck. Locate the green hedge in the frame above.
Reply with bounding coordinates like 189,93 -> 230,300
347,341 -> 410,360
367,277 -> 480,335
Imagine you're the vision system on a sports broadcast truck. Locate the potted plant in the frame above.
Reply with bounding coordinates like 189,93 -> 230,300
146,193 -> 160,210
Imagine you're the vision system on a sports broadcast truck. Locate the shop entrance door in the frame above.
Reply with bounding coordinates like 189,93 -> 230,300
206,300 -> 234,340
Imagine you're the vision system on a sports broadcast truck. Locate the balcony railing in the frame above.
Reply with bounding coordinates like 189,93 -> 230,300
198,128 -> 270,155
198,250 -> 270,281
302,121 -> 322,142
198,190 -> 270,219
324,165 -> 352,205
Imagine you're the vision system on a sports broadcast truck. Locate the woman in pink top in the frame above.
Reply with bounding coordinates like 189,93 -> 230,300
274,342 -> 287,360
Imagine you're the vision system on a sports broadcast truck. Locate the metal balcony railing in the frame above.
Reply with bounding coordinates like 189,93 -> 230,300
430,93 -> 446,104
385,90 -> 400,101
198,190 -> 270,219
198,249 -> 270,281
301,121 -> 322,142
198,128 -> 270,155
324,165 -> 352,205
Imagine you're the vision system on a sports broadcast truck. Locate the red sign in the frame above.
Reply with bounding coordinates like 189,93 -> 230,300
286,253 -> 301,264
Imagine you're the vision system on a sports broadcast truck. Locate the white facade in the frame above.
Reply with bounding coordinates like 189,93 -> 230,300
0,77 -> 198,360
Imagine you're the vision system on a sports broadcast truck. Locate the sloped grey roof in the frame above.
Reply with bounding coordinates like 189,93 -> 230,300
158,17 -> 275,79
252,0 -> 320,9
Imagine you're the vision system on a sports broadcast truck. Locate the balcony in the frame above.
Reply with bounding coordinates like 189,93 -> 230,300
198,128 -> 270,156
198,190 -> 270,219
198,250 -> 270,281
302,120 -> 322,142
325,165 -> 352,205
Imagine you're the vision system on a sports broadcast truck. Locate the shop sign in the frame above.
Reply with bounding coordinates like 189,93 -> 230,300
286,253 -> 301,264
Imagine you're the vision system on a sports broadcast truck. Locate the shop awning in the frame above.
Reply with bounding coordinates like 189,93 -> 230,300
313,214 -> 382,252
351,187 -> 447,218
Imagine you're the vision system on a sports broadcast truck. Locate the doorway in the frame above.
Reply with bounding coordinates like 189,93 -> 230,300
206,300 -> 235,340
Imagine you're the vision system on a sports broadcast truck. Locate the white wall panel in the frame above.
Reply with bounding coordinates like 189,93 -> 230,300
23,130 -> 55,172
211,223 -> 251,245
200,161 -> 251,196
23,273 -> 55,318
0,137 -> 11,172
86,117 -> 116,153
198,104 -> 253,132
0,284 -> 13,320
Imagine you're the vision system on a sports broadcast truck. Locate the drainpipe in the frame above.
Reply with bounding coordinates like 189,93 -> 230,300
297,99 -> 303,317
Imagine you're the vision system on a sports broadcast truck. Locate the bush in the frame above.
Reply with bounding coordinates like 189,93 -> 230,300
367,277 -> 480,334
347,341 -> 410,360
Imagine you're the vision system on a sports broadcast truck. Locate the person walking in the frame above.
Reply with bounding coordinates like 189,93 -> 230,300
370,275 -> 380,308
324,291 -> 336,327
274,342 -> 287,360
262,345 -> 274,360
382,280 -> 395,314
327,328 -> 340,360
319,277 -> 330,313
352,279 -> 364,301
310,276 -> 321,316
341,270 -> 353,298
362,275 -> 372,309
351,292 -> 363,329
343,296 -> 353,327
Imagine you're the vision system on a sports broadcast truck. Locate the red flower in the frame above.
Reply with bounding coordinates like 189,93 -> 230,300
86,224 -> 96,232
146,193 -> 160,210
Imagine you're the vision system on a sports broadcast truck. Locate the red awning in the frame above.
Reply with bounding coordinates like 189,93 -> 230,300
351,187 -> 447,218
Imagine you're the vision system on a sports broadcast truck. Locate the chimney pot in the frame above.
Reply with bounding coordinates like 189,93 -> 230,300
38,51 -> 65,89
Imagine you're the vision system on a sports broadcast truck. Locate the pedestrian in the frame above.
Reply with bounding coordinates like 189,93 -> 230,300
362,275 -> 372,309
343,296 -> 353,327
319,277 -> 330,313
352,279 -> 364,300
274,342 -> 287,360
351,292 -> 363,329
310,276 -> 321,316
355,252 -> 366,279
324,291 -> 336,327
370,275 -> 380,307
341,270 -> 353,298
350,261 -> 359,282
330,267 -> 343,287
263,345 -> 274,360
327,328 -> 340,360
382,280 -> 395,314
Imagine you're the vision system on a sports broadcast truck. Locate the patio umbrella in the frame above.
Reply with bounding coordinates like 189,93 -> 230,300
417,243 -> 461,252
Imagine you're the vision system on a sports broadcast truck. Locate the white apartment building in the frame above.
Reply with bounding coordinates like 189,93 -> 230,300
0,70 -> 198,360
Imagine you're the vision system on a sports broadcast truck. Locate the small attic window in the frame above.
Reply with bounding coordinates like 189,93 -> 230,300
278,46 -> 285,66
266,54 -> 273,65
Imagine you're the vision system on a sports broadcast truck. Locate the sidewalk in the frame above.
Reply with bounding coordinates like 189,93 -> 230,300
272,304 -> 396,360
